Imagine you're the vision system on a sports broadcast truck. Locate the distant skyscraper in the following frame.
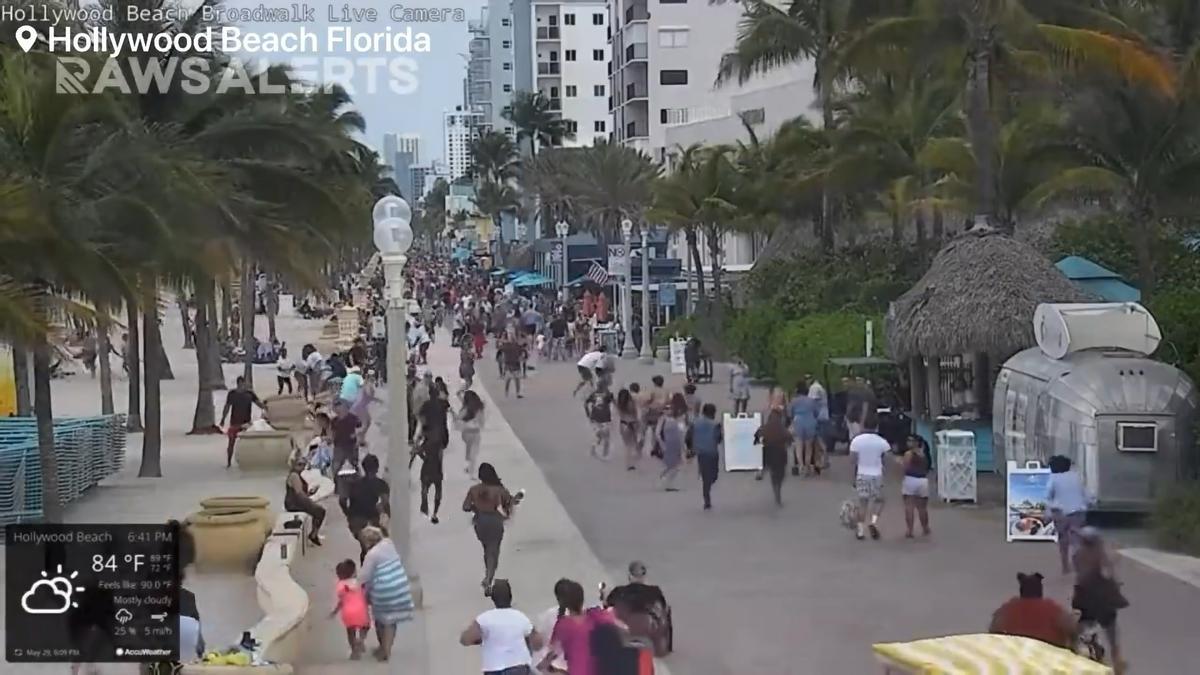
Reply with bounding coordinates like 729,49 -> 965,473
409,165 -> 432,202
397,134 -> 421,164
443,108 -> 483,181
393,151 -> 415,200
382,134 -> 399,176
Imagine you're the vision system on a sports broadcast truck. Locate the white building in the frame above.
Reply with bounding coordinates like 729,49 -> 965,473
608,0 -> 816,271
443,108 -> 484,181
530,0 -> 611,147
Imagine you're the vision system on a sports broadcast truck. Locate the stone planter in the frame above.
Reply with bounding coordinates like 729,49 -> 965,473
186,508 -> 267,572
235,431 -> 294,471
264,395 -> 308,431
199,497 -> 275,539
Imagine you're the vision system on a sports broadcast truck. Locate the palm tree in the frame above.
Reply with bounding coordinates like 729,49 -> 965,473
503,91 -> 575,157
469,131 -> 520,183
563,141 -> 661,240
475,179 -> 522,244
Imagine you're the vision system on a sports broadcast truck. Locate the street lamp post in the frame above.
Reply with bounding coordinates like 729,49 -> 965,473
639,227 -> 653,363
556,220 -> 570,301
372,196 -> 421,607
620,219 -> 637,359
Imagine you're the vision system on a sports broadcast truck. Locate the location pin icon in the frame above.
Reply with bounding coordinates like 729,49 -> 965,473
15,26 -> 38,53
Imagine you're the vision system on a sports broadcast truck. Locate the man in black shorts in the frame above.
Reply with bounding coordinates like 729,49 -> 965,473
573,345 -> 607,396
498,337 -> 527,399
413,387 -> 451,523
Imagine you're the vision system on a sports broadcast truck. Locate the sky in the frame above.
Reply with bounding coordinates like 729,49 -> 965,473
218,0 -> 488,163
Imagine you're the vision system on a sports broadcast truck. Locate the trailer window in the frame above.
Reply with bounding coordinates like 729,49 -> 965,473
1117,423 -> 1157,452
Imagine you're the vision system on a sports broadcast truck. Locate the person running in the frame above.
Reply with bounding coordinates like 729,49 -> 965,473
273,348 -> 295,395
1072,527 -> 1128,673
459,340 -> 477,395
616,388 -> 641,472
1047,454 -> 1092,575
410,370 -> 433,443
688,403 -> 722,510
498,336 -> 526,399
729,356 -> 751,415
655,394 -> 689,492
900,434 -> 932,538
754,409 -> 791,507
331,559 -> 370,660
788,379 -> 819,476
584,381 -> 615,461
540,579 -> 613,675
330,399 -> 364,501
459,390 -> 486,476
463,463 -> 518,596
573,346 -> 608,397
220,376 -> 266,468
643,376 -> 667,459
549,313 -> 569,360
340,366 -> 366,407
459,579 -> 543,675
682,384 -> 702,424
414,387 -> 451,524
342,454 -> 390,561
849,412 -> 889,540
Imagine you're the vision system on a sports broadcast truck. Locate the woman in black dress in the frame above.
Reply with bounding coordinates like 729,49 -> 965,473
754,409 -> 792,507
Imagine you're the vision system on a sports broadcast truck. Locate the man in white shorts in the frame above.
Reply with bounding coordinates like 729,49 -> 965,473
849,419 -> 890,541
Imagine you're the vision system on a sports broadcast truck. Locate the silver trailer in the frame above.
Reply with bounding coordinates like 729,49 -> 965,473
993,303 -> 1198,511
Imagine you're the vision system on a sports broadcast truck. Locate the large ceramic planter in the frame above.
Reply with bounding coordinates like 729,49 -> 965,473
235,431 -> 294,471
264,395 -> 308,431
199,497 -> 275,538
186,508 -> 267,572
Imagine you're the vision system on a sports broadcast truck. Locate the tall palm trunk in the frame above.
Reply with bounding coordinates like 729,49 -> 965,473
932,207 -> 945,243
219,281 -> 232,341
965,33 -> 999,227
139,284 -> 163,478
265,286 -> 278,343
33,340 -> 63,522
1131,201 -> 1158,296
97,318 -> 115,415
125,302 -> 143,432
915,208 -> 928,249
178,296 -> 195,349
685,227 -> 707,299
12,341 -> 31,415
206,290 -> 226,390
240,261 -> 256,386
704,224 -> 724,317
189,281 -> 221,434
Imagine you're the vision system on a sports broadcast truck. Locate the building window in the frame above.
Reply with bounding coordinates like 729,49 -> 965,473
501,18 -> 510,26
660,108 -> 668,124
502,40 -> 511,49
740,107 -> 765,125
548,15 -> 558,26
594,120 -> 606,132
566,85 -> 577,97
503,62 -> 512,70
503,105 -> 512,115
505,126 -> 514,135
565,49 -> 576,61
564,13 -> 575,25
593,84 -> 605,96
660,0 -> 687,4
565,120 -> 579,133
592,49 -> 604,61
660,69 -> 688,85
658,28 -> 689,48
593,12 -> 604,25
503,84 -> 512,93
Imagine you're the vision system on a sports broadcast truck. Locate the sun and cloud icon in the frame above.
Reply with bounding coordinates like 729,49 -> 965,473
21,565 -> 84,615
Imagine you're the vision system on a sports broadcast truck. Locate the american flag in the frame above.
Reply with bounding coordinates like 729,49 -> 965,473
586,261 -> 610,285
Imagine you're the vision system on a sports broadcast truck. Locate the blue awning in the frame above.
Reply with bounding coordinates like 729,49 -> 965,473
490,267 -> 508,276
450,248 -> 471,262
511,272 -> 553,287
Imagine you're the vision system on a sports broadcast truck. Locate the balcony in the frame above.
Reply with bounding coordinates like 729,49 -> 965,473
548,98 -> 562,111
537,61 -> 561,75
625,84 -> 648,101
624,42 -> 647,62
537,26 -> 561,40
624,5 -> 649,23
623,123 -> 648,140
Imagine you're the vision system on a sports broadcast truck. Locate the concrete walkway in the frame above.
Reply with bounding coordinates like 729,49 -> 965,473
405,334 -> 672,675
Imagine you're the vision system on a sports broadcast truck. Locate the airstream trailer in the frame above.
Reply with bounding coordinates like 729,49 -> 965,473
993,303 -> 1199,511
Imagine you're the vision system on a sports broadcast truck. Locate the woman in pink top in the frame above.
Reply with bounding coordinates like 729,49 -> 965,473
540,579 -> 611,675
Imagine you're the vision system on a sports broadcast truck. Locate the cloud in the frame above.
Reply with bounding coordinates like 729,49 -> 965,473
21,579 -> 71,615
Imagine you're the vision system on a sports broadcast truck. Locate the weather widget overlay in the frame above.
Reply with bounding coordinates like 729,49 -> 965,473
5,524 -> 180,663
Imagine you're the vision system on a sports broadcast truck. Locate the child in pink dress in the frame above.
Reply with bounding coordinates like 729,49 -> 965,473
330,559 -> 370,659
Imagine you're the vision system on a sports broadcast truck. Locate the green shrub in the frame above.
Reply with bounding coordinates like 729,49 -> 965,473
1153,481 -> 1200,556
726,304 -> 784,378
770,312 -> 885,388
1149,288 -> 1200,370
653,316 -> 696,348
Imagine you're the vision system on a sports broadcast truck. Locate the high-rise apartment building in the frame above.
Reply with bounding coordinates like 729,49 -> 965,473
608,0 -> 813,163
444,108 -> 483,181
466,0 -> 610,148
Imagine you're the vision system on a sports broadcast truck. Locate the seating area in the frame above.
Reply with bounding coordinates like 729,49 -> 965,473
0,415 -> 127,535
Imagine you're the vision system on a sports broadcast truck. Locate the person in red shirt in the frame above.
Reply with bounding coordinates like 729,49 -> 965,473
989,572 -> 1076,649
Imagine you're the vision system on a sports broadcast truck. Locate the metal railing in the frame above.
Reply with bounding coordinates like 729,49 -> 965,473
625,84 -> 648,100
538,61 -> 561,75
537,26 -> 561,40
625,43 -> 648,61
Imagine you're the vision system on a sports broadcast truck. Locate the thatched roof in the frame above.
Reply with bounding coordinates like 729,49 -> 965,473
886,228 -> 1093,360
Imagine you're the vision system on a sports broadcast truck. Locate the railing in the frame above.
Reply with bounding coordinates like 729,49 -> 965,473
537,26 -> 561,40
625,43 -> 648,61
538,61 -> 561,75
662,105 -> 731,126
625,84 -> 648,100
625,5 -> 649,22
548,98 -> 562,111
624,124 -> 648,139
1,415 -> 128,534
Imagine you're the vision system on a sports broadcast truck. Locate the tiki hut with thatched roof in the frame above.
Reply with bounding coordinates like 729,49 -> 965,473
886,228 -> 1092,465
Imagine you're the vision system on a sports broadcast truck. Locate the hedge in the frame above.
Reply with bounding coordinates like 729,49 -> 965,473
769,312 -> 885,389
